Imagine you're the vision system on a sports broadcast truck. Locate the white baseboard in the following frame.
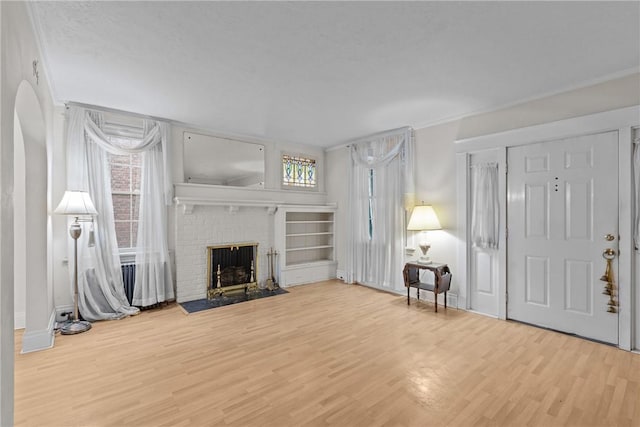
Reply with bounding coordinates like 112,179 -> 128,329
466,309 -> 498,319
14,311 -> 25,330
457,295 -> 468,311
336,269 -> 346,282
21,309 -> 55,354
447,293 -> 458,308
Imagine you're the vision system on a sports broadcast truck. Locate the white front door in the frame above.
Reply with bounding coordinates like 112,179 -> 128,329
507,131 -> 619,344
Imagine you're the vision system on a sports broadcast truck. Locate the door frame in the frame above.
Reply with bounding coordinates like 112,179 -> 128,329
455,105 -> 639,351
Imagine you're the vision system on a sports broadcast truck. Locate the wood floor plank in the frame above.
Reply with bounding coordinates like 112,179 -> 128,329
14,280 -> 640,426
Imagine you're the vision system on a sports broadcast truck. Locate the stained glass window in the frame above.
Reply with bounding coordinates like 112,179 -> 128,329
282,154 -> 317,188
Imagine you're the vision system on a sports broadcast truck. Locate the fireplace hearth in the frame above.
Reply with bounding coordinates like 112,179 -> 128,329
207,243 -> 258,299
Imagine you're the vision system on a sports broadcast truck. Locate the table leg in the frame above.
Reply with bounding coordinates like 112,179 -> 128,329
434,292 -> 438,313
407,287 -> 410,305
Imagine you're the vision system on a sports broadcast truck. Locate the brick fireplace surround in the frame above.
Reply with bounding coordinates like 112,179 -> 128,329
175,205 -> 272,303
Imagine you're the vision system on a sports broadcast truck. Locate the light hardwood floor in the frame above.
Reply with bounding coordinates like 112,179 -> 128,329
14,280 -> 640,426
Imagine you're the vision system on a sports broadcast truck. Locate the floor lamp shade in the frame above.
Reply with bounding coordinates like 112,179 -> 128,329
54,190 -> 97,335
407,205 -> 441,264
54,190 -> 98,216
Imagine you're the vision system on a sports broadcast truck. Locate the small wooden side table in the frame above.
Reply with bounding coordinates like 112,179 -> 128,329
403,262 -> 452,312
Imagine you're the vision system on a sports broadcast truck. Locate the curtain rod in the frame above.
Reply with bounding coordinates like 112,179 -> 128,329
325,126 -> 413,152
65,101 -> 171,124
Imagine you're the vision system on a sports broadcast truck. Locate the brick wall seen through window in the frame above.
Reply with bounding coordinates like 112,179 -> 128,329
109,152 -> 141,249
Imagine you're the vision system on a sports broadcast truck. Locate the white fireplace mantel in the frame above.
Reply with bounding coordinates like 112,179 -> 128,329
174,196 -> 281,214
173,183 -> 329,214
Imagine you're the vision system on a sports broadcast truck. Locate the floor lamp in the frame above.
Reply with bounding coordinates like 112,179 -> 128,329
54,190 -> 98,335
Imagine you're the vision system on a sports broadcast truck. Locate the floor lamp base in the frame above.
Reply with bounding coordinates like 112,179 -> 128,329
60,320 -> 92,335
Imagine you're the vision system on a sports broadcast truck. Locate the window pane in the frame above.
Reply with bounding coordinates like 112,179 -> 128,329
109,151 -> 143,250
368,169 -> 375,240
131,152 -> 142,167
115,221 -> 131,248
112,194 -> 131,221
111,164 -> 131,192
132,166 -> 141,192
131,221 -> 139,247
132,194 -> 140,220
282,154 -> 316,188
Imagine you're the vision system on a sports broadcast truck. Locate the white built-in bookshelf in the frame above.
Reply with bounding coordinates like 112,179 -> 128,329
275,205 -> 337,287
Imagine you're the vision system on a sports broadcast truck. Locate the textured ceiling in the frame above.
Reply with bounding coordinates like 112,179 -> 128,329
29,1 -> 640,147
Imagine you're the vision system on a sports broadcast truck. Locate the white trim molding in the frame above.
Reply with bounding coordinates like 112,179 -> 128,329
173,182 -> 329,214
21,309 -> 55,354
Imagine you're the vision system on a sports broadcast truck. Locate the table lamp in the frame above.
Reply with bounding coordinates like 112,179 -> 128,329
54,190 -> 98,334
407,205 -> 441,264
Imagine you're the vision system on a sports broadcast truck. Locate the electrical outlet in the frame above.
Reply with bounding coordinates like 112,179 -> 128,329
55,307 -> 74,322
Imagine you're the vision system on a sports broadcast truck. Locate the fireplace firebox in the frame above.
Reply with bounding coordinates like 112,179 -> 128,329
207,243 -> 258,299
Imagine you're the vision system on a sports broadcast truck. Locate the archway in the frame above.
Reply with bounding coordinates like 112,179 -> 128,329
14,80 -> 49,353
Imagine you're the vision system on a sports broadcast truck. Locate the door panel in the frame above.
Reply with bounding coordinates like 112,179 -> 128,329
564,259 -> 592,314
525,256 -> 549,306
525,183 -> 549,238
565,179 -> 592,240
507,132 -> 618,344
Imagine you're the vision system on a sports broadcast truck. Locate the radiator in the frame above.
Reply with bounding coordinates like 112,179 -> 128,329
121,263 -> 136,305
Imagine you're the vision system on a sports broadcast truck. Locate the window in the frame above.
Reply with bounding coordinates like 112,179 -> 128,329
282,154 -> 316,188
368,169 -> 374,240
109,152 -> 141,249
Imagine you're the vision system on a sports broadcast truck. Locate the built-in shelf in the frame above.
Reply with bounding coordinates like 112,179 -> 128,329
286,245 -> 334,252
286,232 -> 333,237
286,259 -> 335,267
286,220 -> 334,224
275,205 -> 337,287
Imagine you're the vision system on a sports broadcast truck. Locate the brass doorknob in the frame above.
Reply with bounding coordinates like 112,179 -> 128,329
603,248 -> 616,259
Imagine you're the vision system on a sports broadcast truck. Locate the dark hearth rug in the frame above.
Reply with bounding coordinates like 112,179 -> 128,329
179,288 -> 289,314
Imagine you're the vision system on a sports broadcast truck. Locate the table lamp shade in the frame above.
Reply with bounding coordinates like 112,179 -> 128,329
407,205 -> 441,231
54,190 -> 98,216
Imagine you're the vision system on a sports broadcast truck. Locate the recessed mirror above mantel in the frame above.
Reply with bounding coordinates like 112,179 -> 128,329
183,131 -> 265,188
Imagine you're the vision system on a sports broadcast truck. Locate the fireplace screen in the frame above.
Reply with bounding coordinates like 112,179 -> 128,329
207,243 -> 258,297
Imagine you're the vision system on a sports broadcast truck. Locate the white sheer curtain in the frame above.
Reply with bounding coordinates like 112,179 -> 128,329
471,163 -> 499,249
346,127 -> 414,291
132,120 -> 173,306
66,106 -> 173,320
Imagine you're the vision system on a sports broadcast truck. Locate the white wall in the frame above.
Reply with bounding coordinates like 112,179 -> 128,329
170,124 -> 326,192
13,112 -> 26,329
412,122 -> 460,295
168,123 -> 328,293
326,73 -> 640,310
1,2 -> 58,425
325,148 -> 349,276
458,73 -> 640,140
51,106 -> 70,316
